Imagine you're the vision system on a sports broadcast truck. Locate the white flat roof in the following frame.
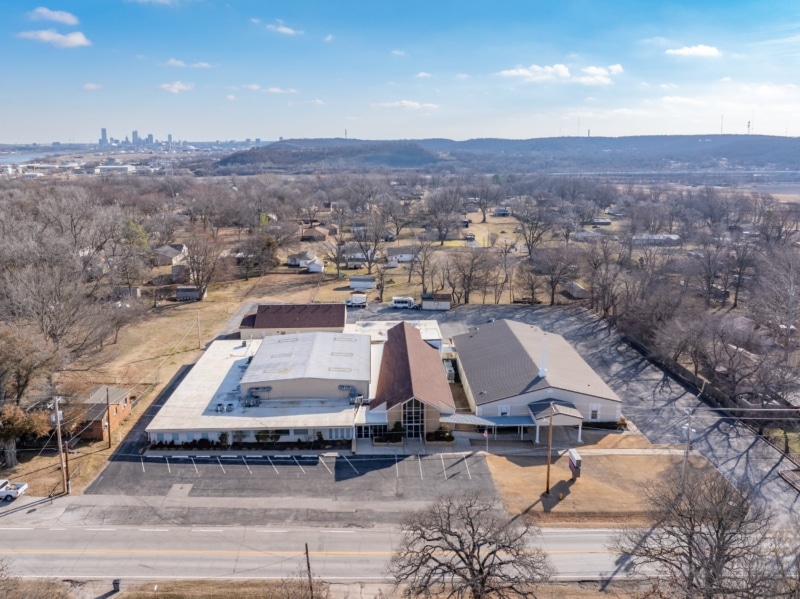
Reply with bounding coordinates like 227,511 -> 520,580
345,320 -> 442,344
240,332 -> 371,387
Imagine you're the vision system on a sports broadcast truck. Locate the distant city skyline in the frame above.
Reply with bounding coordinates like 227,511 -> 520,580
3,1 -> 800,144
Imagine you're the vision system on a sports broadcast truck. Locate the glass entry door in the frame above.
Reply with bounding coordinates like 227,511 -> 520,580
403,398 -> 424,438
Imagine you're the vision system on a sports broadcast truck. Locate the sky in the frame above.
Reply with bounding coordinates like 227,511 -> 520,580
3,0 -> 800,143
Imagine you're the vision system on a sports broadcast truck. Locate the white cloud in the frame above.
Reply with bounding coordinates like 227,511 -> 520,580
82,82 -> 102,90
160,81 -> 193,94
498,63 -> 570,82
28,7 -> 79,25
266,19 -> 302,35
18,29 -> 91,48
660,83 -> 678,90
455,73 -> 470,80
167,58 -> 211,68
374,100 -> 439,110
500,62 -> 622,85
324,34 -> 333,42
250,18 -> 260,24
666,44 -> 721,57
265,87 -> 298,94
311,99 -> 324,105
226,94 -> 236,101
391,49 -> 406,56
415,72 -> 432,78
242,84 -> 261,90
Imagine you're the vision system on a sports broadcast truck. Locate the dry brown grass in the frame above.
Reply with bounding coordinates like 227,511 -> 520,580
487,451 -> 712,528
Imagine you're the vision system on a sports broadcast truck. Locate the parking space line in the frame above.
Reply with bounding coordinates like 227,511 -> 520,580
462,455 -> 472,480
395,454 -> 399,478
440,454 -> 448,480
417,455 -> 423,479
192,529 -> 223,533
191,457 -> 198,474
216,457 -> 226,474
292,456 -> 306,474
343,455 -> 360,474
242,457 -> 253,475
140,457 -> 145,473
266,456 -> 278,475
319,457 -> 332,475
165,457 -> 171,474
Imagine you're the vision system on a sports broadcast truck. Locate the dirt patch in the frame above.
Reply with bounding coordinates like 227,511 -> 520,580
579,429 -> 666,450
487,452 -> 712,528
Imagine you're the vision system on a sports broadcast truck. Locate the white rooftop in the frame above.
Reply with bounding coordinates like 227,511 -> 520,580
146,339 -> 367,432
345,320 -> 442,345
240,331 -> 371,387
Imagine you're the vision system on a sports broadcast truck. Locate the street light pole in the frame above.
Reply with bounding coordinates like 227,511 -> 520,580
681,409 -> 693,491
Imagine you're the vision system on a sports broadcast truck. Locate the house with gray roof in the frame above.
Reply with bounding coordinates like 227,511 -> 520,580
449,319 -> 621,441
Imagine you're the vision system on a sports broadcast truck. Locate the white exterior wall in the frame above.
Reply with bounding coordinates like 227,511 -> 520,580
239,326 -> 344,339
240,377 -> 368,401
422,300 -> 451,311
474,388 -> 620,422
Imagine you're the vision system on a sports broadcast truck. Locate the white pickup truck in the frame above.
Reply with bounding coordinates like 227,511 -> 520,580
0,479 -> 28,501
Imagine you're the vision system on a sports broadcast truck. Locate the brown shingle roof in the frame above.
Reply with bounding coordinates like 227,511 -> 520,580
372,322 -> 455,413
239,304 -> 346,331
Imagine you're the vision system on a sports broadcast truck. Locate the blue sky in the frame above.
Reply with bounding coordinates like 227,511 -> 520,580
3,0 -> 800,143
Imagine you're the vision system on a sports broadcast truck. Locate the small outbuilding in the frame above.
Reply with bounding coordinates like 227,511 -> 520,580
421,293 -> 452,311
176,285 -> 206,301
78,385 -> 132,442
349,275 -> 376,291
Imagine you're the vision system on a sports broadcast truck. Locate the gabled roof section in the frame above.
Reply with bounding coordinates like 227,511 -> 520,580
240,303 -> 346,331
452,320 -> 620,405
373,322 -> 454,413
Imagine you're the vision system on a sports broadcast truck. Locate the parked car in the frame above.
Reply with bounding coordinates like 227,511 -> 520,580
0,479 -> 28,501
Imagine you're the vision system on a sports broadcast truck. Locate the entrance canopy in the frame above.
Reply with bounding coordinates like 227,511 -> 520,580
528,399 -> 584,443
439,414 -> 534,427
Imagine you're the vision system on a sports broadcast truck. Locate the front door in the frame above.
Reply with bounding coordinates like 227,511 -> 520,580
403,398 -> 424,438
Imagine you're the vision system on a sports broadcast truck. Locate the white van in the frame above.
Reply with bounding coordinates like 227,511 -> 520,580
391,296 -> 419,309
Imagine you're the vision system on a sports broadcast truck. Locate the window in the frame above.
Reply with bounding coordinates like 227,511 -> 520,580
498,405 -> 511,417
113,406 -> 118,416
329,427 -> 352,440
293,429 -> 309,436
273,429 -> 290,436
201,432 -> 209,440
156,433 -> 164,442
172,433 -> 180,442
185,433 -> 194,442
589,404 -> 600,421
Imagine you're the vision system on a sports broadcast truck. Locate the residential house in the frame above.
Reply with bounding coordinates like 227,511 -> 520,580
386,246 -> 418,265
78,385 -> 132,442
287,250 -> 317,268
349,275 -> 376,291
300,227 -> 329,242
153,244 -> 187,267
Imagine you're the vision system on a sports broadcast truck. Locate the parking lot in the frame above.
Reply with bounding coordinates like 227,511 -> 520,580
86,452 -> 495,502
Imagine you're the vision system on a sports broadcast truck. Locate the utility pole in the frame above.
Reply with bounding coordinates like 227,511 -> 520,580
545,402 -> 554,496
53,397 -> 68,495
106,386 -> 112,450
197,311 -> 201,348
305,542 -> 314,599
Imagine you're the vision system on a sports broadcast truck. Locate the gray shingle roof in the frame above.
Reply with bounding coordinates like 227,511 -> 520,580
452,320 -> 621,406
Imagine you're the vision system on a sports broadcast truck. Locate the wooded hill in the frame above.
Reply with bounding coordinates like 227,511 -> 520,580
198,134 -> 800,177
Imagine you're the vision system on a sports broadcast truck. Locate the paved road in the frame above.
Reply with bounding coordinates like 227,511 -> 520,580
0,524 -> 622,583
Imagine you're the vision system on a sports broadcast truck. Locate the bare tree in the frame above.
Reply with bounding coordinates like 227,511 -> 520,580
533,247 -> 578,306
389,492 -> 551,599
184,227 -> 223,299
425,188 -> 461,245
612,466 -> 775,599
445,248 -> 493,305
515,203 -> 553,257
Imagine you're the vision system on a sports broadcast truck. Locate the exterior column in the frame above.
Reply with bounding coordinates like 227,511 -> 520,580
577,422 -> 583,443
535,423 -> 540,444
